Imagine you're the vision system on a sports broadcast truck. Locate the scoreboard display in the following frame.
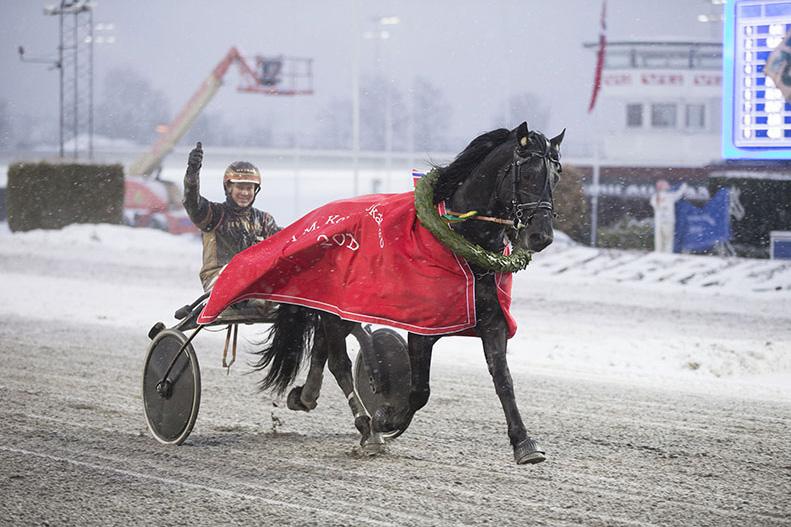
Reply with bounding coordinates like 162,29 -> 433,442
723,0 -> 791,159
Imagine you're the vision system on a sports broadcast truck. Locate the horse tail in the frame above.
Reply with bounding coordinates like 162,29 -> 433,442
251,304 -> 320,395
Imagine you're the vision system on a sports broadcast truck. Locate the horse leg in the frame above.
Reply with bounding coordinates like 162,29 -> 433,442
479,322 -> 545,464
368,333 -> 436,451
286,327 -> 327,412
322,319 -> 372,444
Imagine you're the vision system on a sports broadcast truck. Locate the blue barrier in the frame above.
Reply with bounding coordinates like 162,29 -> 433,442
674,188 -> 731,253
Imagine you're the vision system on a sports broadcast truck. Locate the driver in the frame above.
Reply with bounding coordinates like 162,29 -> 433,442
182,142 -> 281,294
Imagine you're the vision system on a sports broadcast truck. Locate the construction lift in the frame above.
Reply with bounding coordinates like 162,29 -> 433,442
123,48 -> 312,233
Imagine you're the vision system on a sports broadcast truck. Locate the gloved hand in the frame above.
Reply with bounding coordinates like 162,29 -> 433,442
186,141 -> 203,182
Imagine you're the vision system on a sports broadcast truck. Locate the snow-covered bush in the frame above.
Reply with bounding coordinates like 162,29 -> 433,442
7,161 -> 124,232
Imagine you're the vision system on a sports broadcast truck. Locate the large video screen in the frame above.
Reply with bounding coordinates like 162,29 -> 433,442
722,0 -> 791,159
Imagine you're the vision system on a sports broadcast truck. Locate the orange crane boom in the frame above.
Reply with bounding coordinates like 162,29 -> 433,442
128,47 -> 312,177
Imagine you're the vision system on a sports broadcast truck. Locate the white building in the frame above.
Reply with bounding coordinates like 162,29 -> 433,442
586,39 -> 723,166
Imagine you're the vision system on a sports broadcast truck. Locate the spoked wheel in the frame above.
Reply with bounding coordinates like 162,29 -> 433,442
353,328 -> 412,440
142,328 -> 201,445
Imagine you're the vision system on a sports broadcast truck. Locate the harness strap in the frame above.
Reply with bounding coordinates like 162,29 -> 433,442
444,209 -> 515,226
222,324 -> 238,373
443,135 -> 557,231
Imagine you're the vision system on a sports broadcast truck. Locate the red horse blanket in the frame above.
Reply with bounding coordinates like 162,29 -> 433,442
197,191 -> 516,337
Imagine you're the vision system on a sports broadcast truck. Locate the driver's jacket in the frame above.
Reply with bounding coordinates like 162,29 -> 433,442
183,176 -> 280,291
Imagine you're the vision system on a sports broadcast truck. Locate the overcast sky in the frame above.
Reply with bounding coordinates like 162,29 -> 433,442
0,0 -> 722,150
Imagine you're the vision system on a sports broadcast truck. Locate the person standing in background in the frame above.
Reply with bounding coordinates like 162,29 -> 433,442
650,179 -> 687,253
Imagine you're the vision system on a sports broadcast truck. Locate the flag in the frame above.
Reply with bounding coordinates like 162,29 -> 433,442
411,169 -> 425,189
588,0 -> 607,113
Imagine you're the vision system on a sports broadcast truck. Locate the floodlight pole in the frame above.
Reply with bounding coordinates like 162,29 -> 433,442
58,7 -> 64,157
17,23 -> 65,157
591,142 -> 600,247
43,0 -> 95,159
352,0 -> 361,196
88,7 -> 94,158
367,15 -> 399,192
72,5 -> 78,158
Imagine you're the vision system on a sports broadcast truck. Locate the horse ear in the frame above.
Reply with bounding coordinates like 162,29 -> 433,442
550,128 -> 566,148
515,121 -> 530,147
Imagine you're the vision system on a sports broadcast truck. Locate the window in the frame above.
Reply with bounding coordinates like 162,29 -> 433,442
685,103 -> 706,129
626,104 -> 643,127
651,103 -> 677,128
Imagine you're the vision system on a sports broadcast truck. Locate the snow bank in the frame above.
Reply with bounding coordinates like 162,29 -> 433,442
0,223 -> 201,328
533,232 -> 791,294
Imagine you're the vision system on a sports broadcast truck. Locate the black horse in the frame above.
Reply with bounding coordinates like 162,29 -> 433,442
252,122 -> 563,464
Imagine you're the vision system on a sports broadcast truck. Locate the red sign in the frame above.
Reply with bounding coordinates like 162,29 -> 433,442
693,74 -> 722,86
603,73 -> 632,86
641,73 -> 684,86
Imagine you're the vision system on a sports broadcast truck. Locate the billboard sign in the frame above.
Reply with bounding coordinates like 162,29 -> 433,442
722,0 -> 791,159
765,26 -> 791,99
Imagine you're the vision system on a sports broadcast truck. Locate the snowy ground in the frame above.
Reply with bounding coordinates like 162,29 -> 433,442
1,221 -> 789,402
1,221 -> 790,525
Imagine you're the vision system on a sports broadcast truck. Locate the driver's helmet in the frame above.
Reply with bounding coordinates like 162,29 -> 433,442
223,161 -> 261,195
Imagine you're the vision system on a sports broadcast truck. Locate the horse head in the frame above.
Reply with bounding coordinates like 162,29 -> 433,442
441,122 -> 564,255
507,122 -> 564,253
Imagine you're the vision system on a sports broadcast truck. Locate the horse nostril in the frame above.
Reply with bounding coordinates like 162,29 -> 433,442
529,232 -> 553,251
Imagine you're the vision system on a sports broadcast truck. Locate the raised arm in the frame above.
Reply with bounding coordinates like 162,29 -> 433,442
182,142 -> 215,230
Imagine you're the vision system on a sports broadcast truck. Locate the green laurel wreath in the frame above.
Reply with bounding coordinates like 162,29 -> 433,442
414,169 -> 531,273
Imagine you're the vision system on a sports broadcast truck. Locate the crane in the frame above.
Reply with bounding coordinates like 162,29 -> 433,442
123,47 -> 312,234
127,47 -> 313,177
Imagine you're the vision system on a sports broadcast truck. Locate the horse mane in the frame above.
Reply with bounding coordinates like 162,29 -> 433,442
432,128 -> 513,204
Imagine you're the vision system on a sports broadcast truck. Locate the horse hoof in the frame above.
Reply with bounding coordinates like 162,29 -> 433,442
373,404 -> 400,433
362,433 -> 386,456
514,437 -> 546,465
286,386 -> 314,412
362,441 -> 387,456
355,415 -> 371,444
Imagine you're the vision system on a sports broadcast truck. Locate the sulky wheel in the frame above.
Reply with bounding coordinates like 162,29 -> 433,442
142,328 -> 201,445
353,328 -> 412,440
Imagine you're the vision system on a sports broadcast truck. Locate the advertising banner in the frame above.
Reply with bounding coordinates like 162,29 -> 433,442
674,189 -> 731,253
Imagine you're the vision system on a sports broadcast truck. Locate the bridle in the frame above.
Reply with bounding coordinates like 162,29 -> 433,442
443,135 -> 559,238
486,135 -> 558,231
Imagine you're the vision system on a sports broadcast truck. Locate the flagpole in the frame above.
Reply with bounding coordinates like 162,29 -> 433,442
588,0 -> 607,247
591,142 -> 600,247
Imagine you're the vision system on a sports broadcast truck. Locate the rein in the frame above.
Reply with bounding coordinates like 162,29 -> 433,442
414,169 -> 531,273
